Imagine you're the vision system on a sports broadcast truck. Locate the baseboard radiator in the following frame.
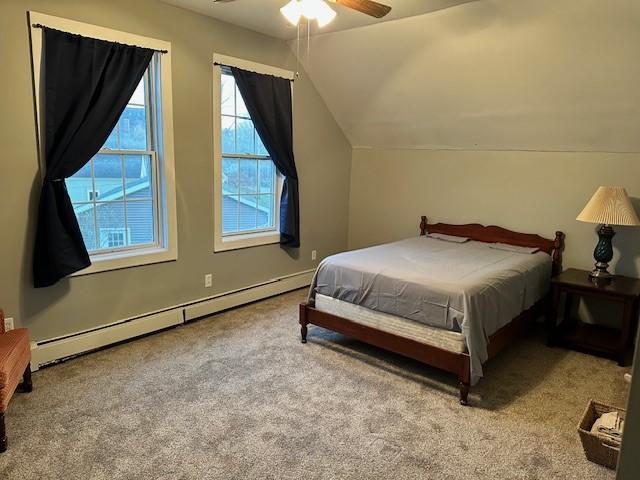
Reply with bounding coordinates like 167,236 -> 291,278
30,269 -> 314,370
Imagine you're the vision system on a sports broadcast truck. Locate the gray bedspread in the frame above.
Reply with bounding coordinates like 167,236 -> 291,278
307,237 -> 552,384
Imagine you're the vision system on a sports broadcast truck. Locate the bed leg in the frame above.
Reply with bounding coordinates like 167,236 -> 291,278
459,356 -> 471,406
299,303 -> 308,344
459,382 -> 470,406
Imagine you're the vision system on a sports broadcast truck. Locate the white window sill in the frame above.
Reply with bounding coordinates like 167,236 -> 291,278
71,246 -> 177,276
214,230 -> 280,252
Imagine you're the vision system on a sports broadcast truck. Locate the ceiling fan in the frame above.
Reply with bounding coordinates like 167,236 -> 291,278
212,0 -> 392,28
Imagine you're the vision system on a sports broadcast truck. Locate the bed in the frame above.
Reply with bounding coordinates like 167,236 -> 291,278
299,216 -> 565,405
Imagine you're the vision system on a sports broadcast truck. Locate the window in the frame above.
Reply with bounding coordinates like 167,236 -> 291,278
213,55 -> 293,252
220,68 -> 277,235
29,12 -> 178,275
67,68 -> 159,254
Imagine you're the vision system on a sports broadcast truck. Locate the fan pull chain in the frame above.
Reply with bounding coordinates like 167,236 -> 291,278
307,18 -> 311,65
295,21 -> 300,79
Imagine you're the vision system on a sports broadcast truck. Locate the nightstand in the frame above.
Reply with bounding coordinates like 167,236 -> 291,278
548,268 -> 640,365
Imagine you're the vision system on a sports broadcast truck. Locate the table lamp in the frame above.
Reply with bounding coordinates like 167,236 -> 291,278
577,186 -> 640,281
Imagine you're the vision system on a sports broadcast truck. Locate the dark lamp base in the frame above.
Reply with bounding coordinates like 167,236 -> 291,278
589,263 -> 613,283
589,224 -> 615,284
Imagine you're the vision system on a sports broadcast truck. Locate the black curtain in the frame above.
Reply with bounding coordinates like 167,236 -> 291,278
33,28 -> 154,287
231,68 -> 300,248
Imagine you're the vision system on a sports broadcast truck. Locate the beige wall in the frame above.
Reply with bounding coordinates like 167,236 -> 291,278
349,148 -> 640,278
0,0 -> 351,341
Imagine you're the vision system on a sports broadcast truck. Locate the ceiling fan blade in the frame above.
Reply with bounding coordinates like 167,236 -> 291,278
334,0 -> 392,18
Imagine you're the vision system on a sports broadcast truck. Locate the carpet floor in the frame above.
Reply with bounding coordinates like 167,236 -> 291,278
0,289 -> 630,479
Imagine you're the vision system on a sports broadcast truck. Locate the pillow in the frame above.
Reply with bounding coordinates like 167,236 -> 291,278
489,243 -> 540,254
426,233 -> 470,243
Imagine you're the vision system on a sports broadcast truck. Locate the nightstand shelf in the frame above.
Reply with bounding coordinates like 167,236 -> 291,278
556,322 -> 620,356
548,268 -> 640,365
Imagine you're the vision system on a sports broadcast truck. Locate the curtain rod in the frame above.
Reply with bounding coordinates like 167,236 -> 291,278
213,62 -> 295,83
31,24 -> 168,54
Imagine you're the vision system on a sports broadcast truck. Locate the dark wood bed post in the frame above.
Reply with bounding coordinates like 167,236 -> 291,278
299,303 -> 308,344
458,357 -> 471,406
552,231 -> 565,276
420,216 -> 428,236
0,412 -> 5,452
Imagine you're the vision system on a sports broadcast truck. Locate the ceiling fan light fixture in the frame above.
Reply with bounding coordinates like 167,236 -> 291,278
280,0 -> 303,26
299,0 -> 323,20
282,0 -> 337,28
314,1 -> 337,27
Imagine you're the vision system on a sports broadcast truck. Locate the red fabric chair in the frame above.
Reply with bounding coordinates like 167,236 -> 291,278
0,309 -> 32,452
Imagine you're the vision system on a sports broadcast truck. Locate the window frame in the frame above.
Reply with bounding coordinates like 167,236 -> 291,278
29,12 -> 178,275
212,53 -> 294,252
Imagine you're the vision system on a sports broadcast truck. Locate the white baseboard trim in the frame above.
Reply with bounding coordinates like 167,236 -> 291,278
30,309 -> 183,371
30,269 -> 314,370
183,269 -> 313,321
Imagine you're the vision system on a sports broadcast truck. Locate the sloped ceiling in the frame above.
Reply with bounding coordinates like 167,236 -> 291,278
295,0 -> 640,152
161,0 -> 475,40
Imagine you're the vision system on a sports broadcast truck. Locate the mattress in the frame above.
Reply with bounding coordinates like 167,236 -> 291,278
315,294 -> 467,354
308,236 -> 552,384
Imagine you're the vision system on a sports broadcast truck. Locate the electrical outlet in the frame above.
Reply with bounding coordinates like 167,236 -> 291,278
3,317 -> 14,331
311,250 -> 317,261
204,274 -> 213,288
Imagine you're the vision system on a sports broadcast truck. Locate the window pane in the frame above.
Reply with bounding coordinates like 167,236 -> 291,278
236,118 -> 254,154
73,203 -> 96,251
222,195 -> 239,234
96,202 -> 125,250
221,116 -> 235,154
239,159 -> 258,194
119,105 -> 147,150
100,74 -> 148,151
221,74 -> 235,116
255,131 -> 269,156
124,155 -> 153,199
127,199 -> 155,246
236,85 -> 249,118
93,154 -> 123,201
100,229 -> 126,249
119,78 -> 147,150
67,161 -> 93,203
222,157 -> 239,195
258,160 -> 275,194
104,128 -> 118,150
257,194 -> 274,229
237,195 -> 258,231
129,79 -> 145,106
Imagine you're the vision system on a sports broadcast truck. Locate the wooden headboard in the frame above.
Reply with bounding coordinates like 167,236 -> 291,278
419,216 -> 565,275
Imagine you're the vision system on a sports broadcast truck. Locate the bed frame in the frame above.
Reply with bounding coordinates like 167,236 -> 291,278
299,216 -> 565,405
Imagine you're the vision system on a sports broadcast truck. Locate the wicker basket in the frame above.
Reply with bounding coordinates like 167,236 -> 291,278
577,400 -> 625,470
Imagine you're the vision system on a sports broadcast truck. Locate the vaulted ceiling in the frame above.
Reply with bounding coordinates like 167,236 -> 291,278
161,0 -> 475,40
164,0 -> 640,153
294,0 -> 640,152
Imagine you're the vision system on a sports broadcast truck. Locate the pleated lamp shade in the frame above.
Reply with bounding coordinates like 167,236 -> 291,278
577,186 -> 640,226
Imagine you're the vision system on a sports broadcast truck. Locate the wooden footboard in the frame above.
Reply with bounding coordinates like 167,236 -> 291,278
299,298 -> 545,406
299,302 -> 472,405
